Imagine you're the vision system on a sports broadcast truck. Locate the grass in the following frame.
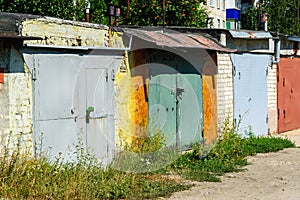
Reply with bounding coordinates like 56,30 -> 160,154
0,126 -> 295,199
0,153 -> 190,199
169,131 -> 295,182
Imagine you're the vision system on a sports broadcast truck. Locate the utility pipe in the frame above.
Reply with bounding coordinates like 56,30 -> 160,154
272,37 -> 281,64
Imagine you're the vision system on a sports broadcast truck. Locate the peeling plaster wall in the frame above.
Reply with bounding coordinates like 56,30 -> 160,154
7,47 -> 33,153
114,50 -> 150,149
22,17 -> 123,47
0,43 -> 11,153
0,45 -> 33,154
216,53 -> 234,134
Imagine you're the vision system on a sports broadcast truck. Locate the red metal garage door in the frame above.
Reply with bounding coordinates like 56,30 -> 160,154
278,58 -> 300,133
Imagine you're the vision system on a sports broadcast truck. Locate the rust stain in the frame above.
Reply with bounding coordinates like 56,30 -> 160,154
124,29 -> 233,52
203,75 -> 218,144
0,68 -> 4,83
129,76 -> 148,127
128,50 -> 150,141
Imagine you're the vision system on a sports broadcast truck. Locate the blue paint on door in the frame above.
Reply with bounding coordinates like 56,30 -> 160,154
231,53 -> 271,136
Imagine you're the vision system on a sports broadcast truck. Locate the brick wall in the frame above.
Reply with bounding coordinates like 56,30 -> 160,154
217,52 -> 234,134
267,61 -> 278,134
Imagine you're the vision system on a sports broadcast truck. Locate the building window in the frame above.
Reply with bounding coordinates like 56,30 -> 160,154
217,19 -> 221,28
217,0 -> 220,9
210,0 -> 214,7
223,20 -> 225,28
222,0 -> 225,10
236,0 -> 241,9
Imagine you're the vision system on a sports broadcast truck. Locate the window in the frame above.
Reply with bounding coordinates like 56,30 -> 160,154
217,0 -> 220,9
222,0 -> 225,10
210,0 -> 214,7
236,0 -> 241,9
223,20 -> 225,28
217,19 -> 221,28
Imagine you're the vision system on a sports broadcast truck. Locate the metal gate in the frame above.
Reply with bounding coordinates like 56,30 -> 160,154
22,49 -> 121,164
148,51 -> 203,149
278,58 -> 300,133
231,53 -> 271,136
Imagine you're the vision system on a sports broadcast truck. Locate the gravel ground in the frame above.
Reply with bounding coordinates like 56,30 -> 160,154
162,130 -> 300,200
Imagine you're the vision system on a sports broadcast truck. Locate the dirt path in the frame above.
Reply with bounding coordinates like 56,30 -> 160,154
162,147 -> 300,200
160,127 -> 300,200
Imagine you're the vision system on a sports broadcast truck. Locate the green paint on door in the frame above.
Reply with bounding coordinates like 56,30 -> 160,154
148,51 -> 203,150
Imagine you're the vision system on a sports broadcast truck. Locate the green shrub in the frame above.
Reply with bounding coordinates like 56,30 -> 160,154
170,118 -> 295,182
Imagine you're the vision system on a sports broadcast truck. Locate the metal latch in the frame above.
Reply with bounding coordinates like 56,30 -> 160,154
86,106 -> 94,123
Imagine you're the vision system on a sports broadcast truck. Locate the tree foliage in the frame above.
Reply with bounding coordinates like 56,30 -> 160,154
263,0 -> 299,35
243,0 -> 299,36
0,0 -> 208,28
119,0 -> 207,27
243,5 -> 258,31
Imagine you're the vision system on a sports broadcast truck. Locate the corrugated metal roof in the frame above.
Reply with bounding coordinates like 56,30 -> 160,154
286,36 -> 300,42
122,28 -> 233,52
229,30 -> 273,39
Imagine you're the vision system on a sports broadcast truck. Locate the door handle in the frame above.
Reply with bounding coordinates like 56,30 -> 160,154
86,106 -> 94,123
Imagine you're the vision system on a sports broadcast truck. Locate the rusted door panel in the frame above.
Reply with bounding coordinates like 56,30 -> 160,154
278,58 -> 300,133
203,75 -> 218,143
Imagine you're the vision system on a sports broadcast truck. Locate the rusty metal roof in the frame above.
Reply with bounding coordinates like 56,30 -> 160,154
0,12 -> 41,37
122,28 -> 234,52
229,30 -> 274,39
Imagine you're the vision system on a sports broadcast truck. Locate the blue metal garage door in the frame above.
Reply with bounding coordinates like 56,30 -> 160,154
22,50 -> 122,164
231,53 -> 271,136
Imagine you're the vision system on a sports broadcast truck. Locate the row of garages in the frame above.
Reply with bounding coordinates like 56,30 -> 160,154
0,12 -> 299,164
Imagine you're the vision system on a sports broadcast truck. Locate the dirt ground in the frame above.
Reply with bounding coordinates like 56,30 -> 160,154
162,131 -> 300,200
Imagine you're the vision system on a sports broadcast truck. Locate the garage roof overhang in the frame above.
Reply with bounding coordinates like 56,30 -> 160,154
122,28 -> 234,53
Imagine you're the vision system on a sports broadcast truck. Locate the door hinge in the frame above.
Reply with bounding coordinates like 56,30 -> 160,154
232,65 -> 236,76
32,57 -> 37,81
105,69 -> 108,82
111,69 -> 115,81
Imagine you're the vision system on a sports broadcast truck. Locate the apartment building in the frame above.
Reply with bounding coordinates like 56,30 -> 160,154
206,0 -> 227,28
226,0 -> 241,29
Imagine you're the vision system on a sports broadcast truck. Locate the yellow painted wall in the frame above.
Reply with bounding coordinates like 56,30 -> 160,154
22,17 -> 123,48
114,50 -> 150,148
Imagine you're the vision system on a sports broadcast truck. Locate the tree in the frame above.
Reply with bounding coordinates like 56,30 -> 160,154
118,0 -> 208,27
0,0 -> 208,28
243,5 -> 258,30
263,0 -> 299,35
243,0 -> 299,36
